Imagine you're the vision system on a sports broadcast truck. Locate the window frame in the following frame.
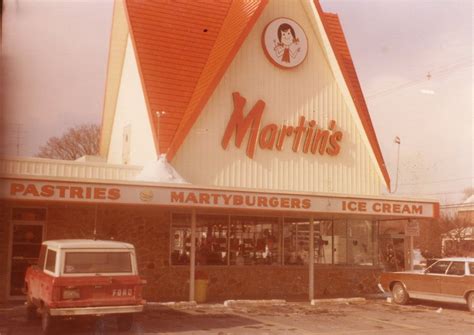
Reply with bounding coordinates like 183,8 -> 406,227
44,248 -> 57,275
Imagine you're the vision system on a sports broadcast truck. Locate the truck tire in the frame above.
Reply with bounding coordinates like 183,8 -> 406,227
41,308 -> 56,335
26,302 -> 37,321
117,314 -> 134,332
391,282 -> 409,305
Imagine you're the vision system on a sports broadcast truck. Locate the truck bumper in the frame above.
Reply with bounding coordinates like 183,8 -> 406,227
49,304 -> 144,316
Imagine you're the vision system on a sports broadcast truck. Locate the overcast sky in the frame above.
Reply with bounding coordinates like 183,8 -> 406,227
2,0 -> 472,205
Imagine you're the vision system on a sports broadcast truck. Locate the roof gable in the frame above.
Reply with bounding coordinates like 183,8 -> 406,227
119,0 -> 390,190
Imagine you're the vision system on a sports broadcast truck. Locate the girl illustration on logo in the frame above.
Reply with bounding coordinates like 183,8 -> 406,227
273,23 -> 301,63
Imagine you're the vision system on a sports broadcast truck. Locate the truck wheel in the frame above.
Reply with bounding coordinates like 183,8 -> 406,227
117,314 -> 134,332
391,282 -> 409,305
41,308 -> 55,335
467,292 -> 474,312
26,302 -> 37,321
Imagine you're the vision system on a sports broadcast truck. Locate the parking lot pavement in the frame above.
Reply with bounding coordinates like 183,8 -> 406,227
1,299 -> 473,335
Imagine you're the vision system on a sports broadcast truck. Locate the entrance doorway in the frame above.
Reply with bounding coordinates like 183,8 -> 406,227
9,208 -> 46,298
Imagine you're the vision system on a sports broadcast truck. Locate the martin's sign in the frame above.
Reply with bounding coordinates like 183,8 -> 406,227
221,92 -> 343,158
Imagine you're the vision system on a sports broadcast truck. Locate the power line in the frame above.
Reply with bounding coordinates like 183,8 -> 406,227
399,176 -> 474,186
365,59 -> 473,100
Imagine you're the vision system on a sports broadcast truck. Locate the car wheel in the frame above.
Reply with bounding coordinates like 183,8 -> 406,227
41,308 -> 55,335
467,292 -> 474,313
117,314 -> 134,332
391,282 -> 409,305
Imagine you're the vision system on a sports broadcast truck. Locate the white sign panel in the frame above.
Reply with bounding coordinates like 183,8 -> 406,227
405,221 -> 420,236
0,178 -> 438,219
262,17 -> 308,69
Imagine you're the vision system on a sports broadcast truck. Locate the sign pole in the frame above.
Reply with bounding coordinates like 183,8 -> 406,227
309,217 -> 314,301
189,209 -> 196,301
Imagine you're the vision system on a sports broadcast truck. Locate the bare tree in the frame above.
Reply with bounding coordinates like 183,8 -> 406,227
36,124 -> 100,160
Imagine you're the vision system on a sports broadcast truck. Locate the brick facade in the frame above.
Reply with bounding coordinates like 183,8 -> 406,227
0,201 -> 381,302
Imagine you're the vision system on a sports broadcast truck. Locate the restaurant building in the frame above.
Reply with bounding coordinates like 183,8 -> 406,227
0,0 -> 439,302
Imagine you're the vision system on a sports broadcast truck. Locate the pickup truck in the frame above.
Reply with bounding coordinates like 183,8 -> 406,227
24,239 -> 146,334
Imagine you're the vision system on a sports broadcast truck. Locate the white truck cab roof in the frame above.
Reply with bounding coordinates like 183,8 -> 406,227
42,239 -> 135,250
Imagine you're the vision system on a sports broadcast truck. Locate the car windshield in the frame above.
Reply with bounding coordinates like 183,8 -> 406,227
425,260 -> 450,274
64,251 -> 132,274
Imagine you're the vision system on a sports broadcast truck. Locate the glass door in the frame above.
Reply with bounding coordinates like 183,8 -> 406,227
9,208 -> 46,297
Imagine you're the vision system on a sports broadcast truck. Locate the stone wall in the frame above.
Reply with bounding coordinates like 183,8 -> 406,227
0,201 -> 11,301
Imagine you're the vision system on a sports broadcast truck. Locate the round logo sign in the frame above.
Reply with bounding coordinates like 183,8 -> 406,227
262,17 -> 308,69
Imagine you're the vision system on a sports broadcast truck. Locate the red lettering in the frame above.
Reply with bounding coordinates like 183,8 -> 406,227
222,194 -> 232,205
280,198 -> 290,208
269,197 -> 279,207
234,195 -> 243,206
56,186 -> 68,198
275,125 -> 294,151
412,205 -> 423,215
373,203 -> 381,212
393,204 -> 401,213
257,196 -> 268,207
24,184 -> 39,197
94,188 -> 106,200
10,183 -> 25,195
210,194 -> 220,204
291,198 -> 301,208
70,187 -> 84,199
185,192 -> 198,204
302,199 -> 311,209
108,188 -> 120,200
292,116 -> 306,152
382,203 -> 391,213
221,92 -> 265,159
199,193 -> 210,204
40,185 -> 54,197
171,191 -> 185,203
259,124 -> 278,149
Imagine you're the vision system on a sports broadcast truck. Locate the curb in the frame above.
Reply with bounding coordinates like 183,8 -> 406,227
146,301 -> 197,310
311,297 -> 366,305
224,299 -> 286,307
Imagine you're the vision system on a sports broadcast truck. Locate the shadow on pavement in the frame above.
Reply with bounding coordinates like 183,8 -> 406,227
1,305 -> 263,334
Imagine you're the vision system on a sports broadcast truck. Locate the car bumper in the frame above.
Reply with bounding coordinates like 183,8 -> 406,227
49,304 -> 144,316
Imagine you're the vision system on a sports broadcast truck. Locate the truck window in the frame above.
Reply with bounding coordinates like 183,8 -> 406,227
44,249 -> 57,273
64,251 -> 132,274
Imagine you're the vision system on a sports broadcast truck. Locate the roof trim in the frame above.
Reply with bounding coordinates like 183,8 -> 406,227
312,0 -> 391,190
166,0 -> 269,161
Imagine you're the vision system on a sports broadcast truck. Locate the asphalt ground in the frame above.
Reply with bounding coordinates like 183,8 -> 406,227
0,298 -> 473,335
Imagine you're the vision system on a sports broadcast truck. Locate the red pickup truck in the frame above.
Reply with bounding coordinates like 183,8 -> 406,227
24,239 -> 146,334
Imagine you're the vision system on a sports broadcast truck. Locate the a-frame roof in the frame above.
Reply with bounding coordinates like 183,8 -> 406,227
116,0 -> 391,190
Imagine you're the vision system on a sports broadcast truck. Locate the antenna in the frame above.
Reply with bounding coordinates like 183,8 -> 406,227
390,136 -> 401,193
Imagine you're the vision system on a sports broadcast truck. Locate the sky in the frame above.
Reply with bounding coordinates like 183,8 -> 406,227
1,0 -> 473,206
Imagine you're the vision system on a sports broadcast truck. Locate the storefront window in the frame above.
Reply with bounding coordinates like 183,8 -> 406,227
229,216 -> 280,265
171,213 -> 191,265
333,220 -> 347,264
347,220 -> 376,266
196,215 -> 228,265
171,214 -> 377,267
314,221 -> 333,264
283,219 -> 309,265
283,219 -> 333,265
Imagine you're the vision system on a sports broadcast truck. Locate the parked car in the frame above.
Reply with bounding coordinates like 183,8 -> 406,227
24,239 -> 146,334
379,257 -> 474,312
